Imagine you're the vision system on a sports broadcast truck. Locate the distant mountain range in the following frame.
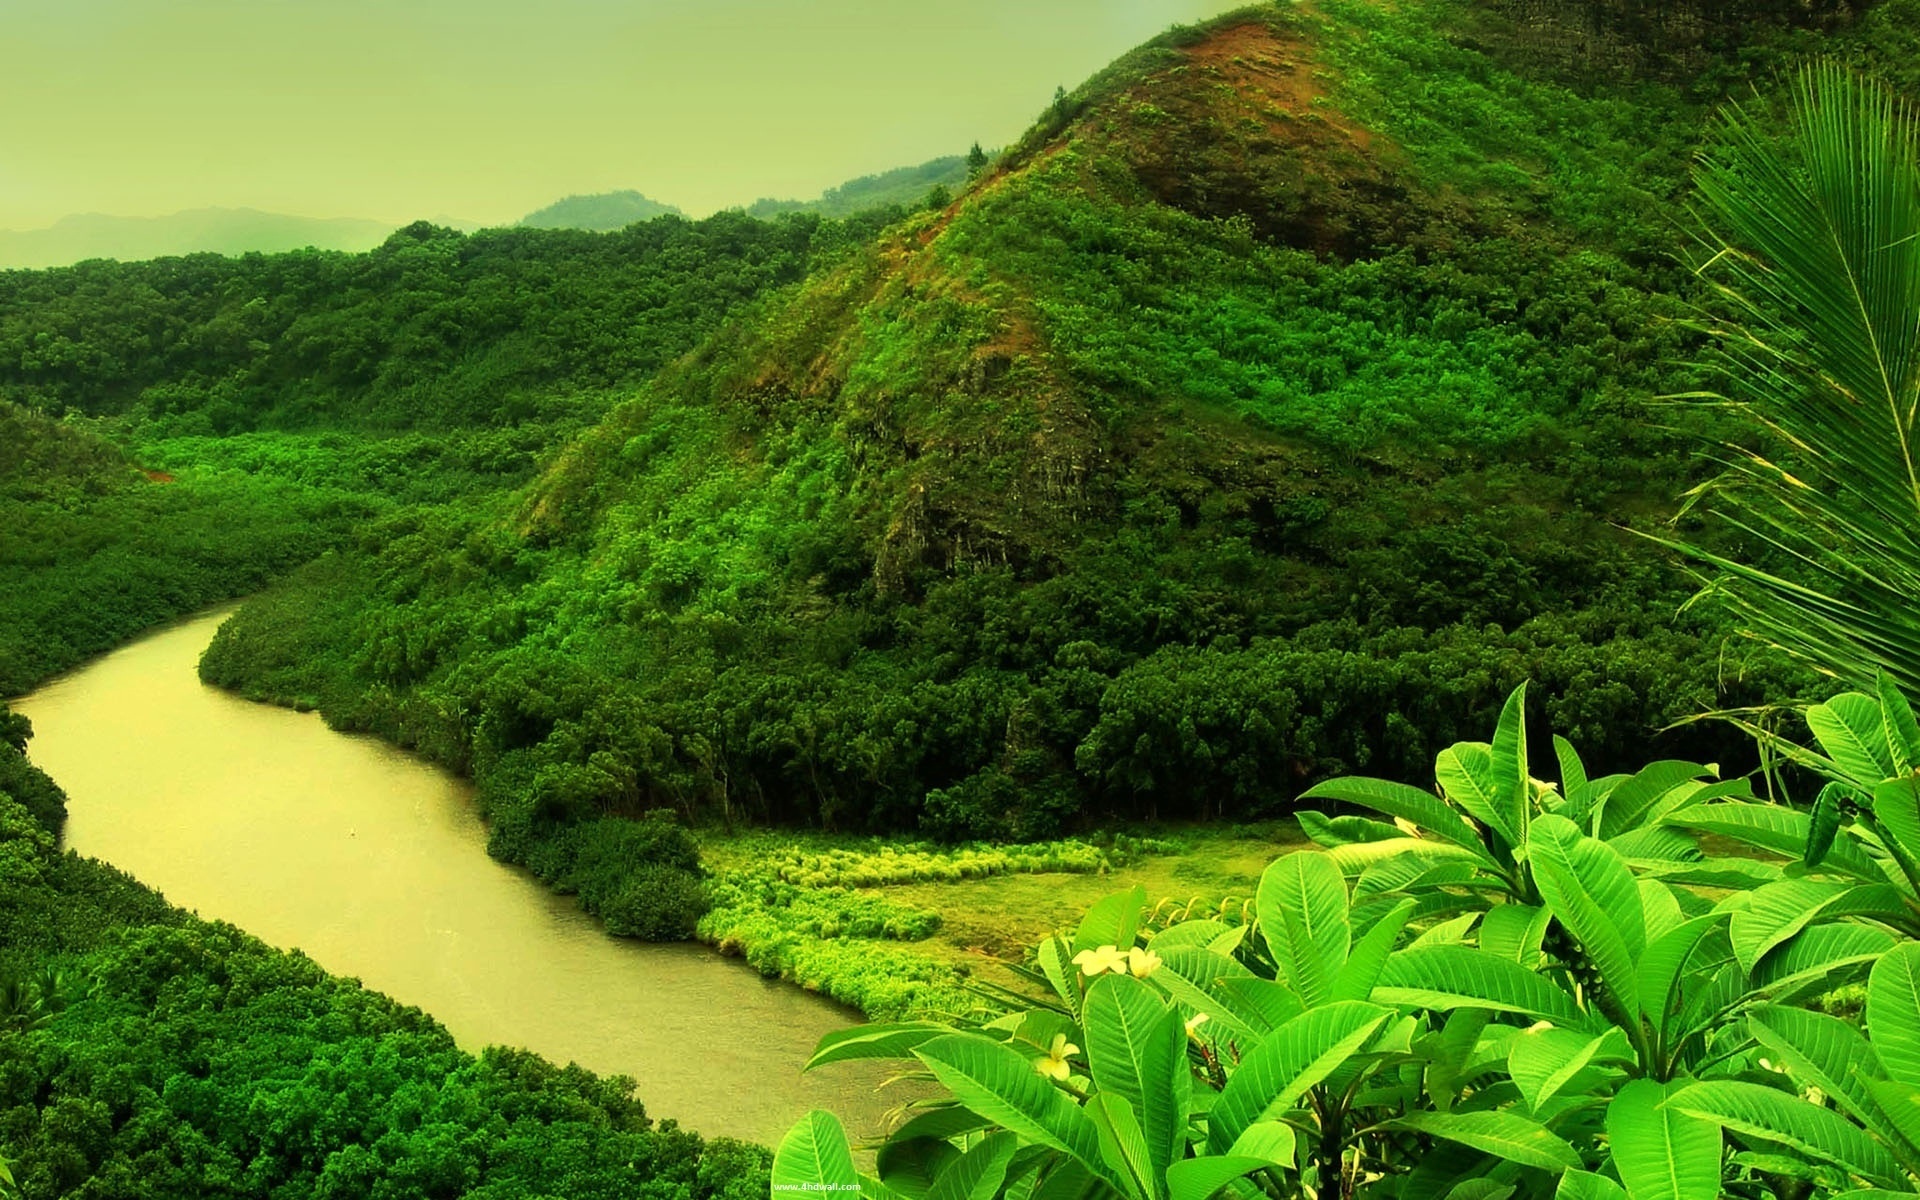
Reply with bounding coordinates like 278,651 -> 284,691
0,208 -> 408,271
3,156 -> 980,269
512,156 -> 975,234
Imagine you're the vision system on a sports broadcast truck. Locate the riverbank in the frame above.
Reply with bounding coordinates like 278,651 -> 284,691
693,824 -> 1306,1020
13,610 -> 901,1147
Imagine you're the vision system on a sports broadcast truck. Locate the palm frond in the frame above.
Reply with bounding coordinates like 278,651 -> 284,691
1664,62 -> 1920,694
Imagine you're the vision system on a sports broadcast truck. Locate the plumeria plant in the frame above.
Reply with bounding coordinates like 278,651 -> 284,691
775,691 -> 1920,1200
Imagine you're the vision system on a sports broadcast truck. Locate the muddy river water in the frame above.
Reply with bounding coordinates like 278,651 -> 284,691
14,608 -> 896,1146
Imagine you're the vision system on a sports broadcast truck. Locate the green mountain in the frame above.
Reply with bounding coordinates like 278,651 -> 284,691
744,155 -> 972,218
202,0 -> 1920,863
0,207 -> 403,270
518,190 -> 686,231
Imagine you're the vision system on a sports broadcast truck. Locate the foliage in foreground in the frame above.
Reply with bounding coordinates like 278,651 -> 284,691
778,680 -> 1920,1200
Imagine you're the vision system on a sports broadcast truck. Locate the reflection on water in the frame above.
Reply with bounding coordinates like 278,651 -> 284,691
15,609 -> 896,1146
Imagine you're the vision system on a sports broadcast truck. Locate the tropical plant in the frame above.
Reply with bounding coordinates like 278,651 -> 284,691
1666,673 -> 1920,949
1666,62 -> 1920,694
1295,683 -> 1777,926
779,701 -> 1920,1200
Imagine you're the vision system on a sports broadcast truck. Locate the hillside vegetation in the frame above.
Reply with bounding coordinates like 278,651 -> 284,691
0,210 -> 895,695
196,0 -> 1918,889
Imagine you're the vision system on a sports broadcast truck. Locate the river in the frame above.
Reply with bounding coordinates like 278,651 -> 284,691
12,608 -> 898,1147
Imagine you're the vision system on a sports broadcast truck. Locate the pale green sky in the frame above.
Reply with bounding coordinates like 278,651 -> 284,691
0,0 -> 1245,231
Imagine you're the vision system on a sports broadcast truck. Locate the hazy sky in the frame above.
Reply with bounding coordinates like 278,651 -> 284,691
0,0 -> 1243,231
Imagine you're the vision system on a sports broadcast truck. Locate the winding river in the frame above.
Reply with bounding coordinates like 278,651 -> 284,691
13,609 -> 897,1147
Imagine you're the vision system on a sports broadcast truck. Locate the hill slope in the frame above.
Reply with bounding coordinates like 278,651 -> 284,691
206,0 -> 1913,860
745,156 -> 972,219
518,190 -> 686,230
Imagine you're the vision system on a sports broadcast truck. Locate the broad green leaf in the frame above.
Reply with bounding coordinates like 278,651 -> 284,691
1730,878 -> 1855,972
775,1111 -> 860,1193
1437,742 -> 1519,849
1086,1094 -> 1156,1200
1165,1158 -> 1280,1200
1870,943 -> 1920,1087
1811,693 -> 1900,784
1409,913 -> 1482,949
1748,1005 -> 1887,1134
1753,922 -> 1895,996
1556,1170 -> 1627,1200
914,1034 -> 1113,1187
1608,826 -> 1700,863
1374,945 -> 1585,1025
1256,852 -> 1350,1009
1669,803 -> 1884,882
1872,778 -> 1920,884
810,1022 -> 955,1070
1632,856 -> 1784,889
1148,947 -> 1259,1042
1864,1078 -> 1920,1158
1214,978 -> 1305,1034
1206,1001 -> 1390,1154
1445,1183 -> 1514,1200
1009,1011 -> 1082,1057
1638,879 -> 1686,943
1355,853 -> 1481,898
1666,1079 -> 1903,1186
1075,887 -> 1149,957
1083,975 -> 1188,1183
1528,814 -> 1643,1027
1489,684 -> 1531,849
1384,1111 -> 1580,1171
1332,897 -> 1414,1002
1027,1158 -> 1096,1200
1637,915 -> 1723,1033
1508,1026 -> 1621,1112
1298,810 -> 1403,848
1555,736 -> 1590,816
1597,760 -> 1715,841
1039,935 -> 1080,1015
1226,1121 -> 1296,1164
1607,1079 -> 1719,1200
927,1133 -> 1020,1200
1808,782 -> 1848,867
1479,904 -> 1550,965
1878,672 -> 1920,774
878,1135 -> 964,1200
862,1173 -> 910,1200
1328,838 -> 1479,874
1295,776 -> 1489,860
1149,921 -> 1232,951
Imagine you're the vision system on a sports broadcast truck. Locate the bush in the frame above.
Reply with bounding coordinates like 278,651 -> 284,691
602,864 -> 710,940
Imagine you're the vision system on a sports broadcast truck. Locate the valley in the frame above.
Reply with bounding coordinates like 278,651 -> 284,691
4,1 -> 1920,1198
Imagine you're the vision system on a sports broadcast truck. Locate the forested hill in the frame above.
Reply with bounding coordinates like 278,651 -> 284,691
205,0 -> 1913,856
0,210 -> 892,435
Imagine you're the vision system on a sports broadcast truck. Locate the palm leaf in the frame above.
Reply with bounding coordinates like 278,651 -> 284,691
1661,63 -> 1920,692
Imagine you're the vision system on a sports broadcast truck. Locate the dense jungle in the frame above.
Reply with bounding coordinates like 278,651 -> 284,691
5,0 -> 1920,1197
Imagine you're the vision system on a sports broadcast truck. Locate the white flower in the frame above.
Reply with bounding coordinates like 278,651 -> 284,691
1073,945 -> 1129,977
1126,947 -> 1163,978
1035,1033 -> 1080,1080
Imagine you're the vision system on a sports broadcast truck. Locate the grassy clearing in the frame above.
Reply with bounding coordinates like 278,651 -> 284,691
694,825 -> 1308,1016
